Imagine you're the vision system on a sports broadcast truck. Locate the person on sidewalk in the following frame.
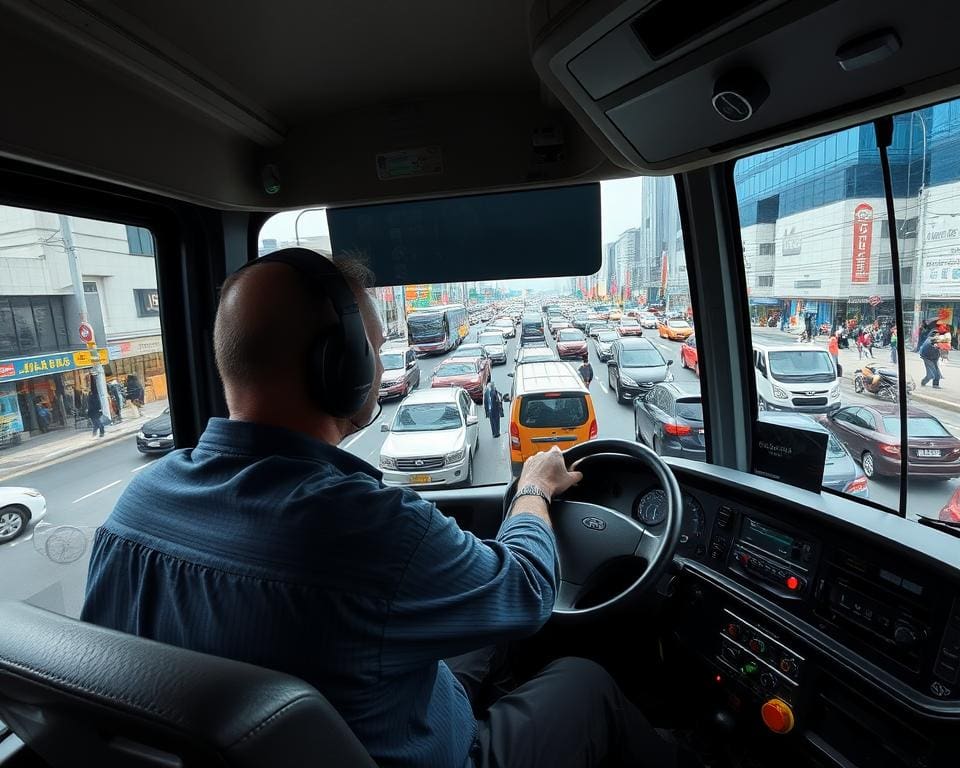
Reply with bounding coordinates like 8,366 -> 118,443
919,334 -> 943,389
577,356 -> 594,387
33,397 -> 51,434
828,334 -> 839,374
87,383 -> 105,438
483,380 -> 504,439
936,323 -> 952,362
125,374 -> 145,417
890,327 -> 898,365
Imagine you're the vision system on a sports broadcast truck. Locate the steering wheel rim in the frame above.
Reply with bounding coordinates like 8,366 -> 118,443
506,439 -> 684,617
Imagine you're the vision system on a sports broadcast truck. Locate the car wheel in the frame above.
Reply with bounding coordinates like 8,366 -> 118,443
464,456 -> 474,487
616,376 -> 627,405
854,375 -> 864,394
861,451 -> 876,478
0,506 -> 28,543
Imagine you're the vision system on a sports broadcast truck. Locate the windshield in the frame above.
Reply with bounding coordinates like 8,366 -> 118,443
882,416 -> 951,438
479,334 -> 504,345
597,331 -> 619,342
768,351 -> 836,379
380,353 -> 404,369
519,395 -> 588,428
668,320 -> 689,328
435,362 -> 475,377
408,314 -> 444,340
394,403 -> 462,432
558,330 -> 585,341
621,348 -> 665,367
676,401 -> 703,421
826,433 -> 846,458
621,318 -> 639,326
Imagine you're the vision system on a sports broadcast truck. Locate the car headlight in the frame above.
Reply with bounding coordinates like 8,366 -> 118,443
137,430 -> 146,439
445,448 -> 466,464
620,373 -> 638,387
379,455 -> 397,470
23,488 -> 42,497
773,385 -> 789,399
830,384 -> 840,398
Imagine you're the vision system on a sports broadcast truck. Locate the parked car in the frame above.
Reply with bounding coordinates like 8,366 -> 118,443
0,487 -> 47,543
617,317 -> 643,337
607,337 -> 673,404
378,388 -> 479,488
477,331 -> 508,365
137,408 -> 174,454
431,356 -> 490,403
822,404 -> 960,479
594,330 -> 619,362
658,318 -> 694,341
377,346 -> 420,401
938,486 -> 960,522
516,345 -> 558,364
488,317 -> 516,338
556,328 -> 589,360
680,335 -> 699,377
633,383 -> 705,461
755,344 -> 840,414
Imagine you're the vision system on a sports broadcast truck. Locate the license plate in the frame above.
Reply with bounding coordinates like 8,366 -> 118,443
148,440 -> 161,448
917,449 -> 941,458
409,474 -> 432,484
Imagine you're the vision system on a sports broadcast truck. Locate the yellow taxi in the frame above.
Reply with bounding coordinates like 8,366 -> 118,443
505,361 -> 597,474
658,318 -> 694,341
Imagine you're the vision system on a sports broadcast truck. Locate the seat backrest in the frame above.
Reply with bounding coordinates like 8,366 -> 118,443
0,601 -> 377,767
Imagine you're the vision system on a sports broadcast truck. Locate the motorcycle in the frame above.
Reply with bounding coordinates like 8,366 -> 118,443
853,363 -> 915,401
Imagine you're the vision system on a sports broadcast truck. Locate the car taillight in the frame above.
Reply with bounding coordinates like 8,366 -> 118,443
510,421 -> 521,449
843,476 -> 869,495
879,443 -> 900,457
588,419 -> 598,440
664,421 -> 692,436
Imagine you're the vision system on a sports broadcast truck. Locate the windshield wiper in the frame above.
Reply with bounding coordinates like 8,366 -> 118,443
917,516 -> 960,538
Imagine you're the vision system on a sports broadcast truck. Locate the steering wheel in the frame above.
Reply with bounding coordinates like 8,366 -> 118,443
506,439 -> 684,617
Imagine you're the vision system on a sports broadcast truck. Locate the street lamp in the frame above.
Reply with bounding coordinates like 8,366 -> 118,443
293,208 -> 325,246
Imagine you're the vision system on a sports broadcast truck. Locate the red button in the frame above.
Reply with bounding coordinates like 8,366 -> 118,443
785,575 -> 800,591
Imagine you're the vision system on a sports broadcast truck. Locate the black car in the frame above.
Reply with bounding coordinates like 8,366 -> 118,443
633,384 -> 705,460
608,337 -> 673,404
137,408 -> 174,454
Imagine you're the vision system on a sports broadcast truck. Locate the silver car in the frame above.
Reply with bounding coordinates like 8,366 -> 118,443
478,331 -> 508,364
379,387 -> 480,488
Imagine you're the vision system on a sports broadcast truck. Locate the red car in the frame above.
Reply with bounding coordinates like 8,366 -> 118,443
617,318 -> 643,337
431,356 -> 490,403
939,487 -> 960,522
680,334 -> 699,377
556,328 -> 588,360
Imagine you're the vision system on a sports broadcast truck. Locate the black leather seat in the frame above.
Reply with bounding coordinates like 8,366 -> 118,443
0,602 -> 377,767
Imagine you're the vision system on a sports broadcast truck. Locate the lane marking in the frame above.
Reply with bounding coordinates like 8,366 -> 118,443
599,381 -> 608,394
130,462 -> 152,473
72,479 -> 122,504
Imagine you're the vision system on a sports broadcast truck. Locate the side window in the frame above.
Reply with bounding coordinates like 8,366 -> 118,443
460,391 -> 471,418
1,206 -> 169,619
833,408 -> 854,425
858,408 -> 878,431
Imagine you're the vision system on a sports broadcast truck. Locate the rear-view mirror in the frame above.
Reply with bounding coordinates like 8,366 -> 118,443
667,359 -> 674,366
407,360 -> 416,369
507,372 -> 514,377
380,423 -> 390,432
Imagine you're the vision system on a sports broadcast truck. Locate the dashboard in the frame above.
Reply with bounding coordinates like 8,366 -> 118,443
565,456 -> 960,768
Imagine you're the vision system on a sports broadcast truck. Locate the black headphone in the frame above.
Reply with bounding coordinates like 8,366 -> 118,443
232,248 -> 375,418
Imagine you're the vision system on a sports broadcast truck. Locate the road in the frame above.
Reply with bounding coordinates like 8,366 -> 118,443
0,438 -> 160,618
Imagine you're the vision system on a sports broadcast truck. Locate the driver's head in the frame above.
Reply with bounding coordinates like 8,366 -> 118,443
214,256 -> 385,441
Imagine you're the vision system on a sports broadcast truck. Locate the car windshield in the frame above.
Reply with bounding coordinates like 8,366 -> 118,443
380,353 -> 404,369
621,348 -> 665,367
394,403 -> 462,432
768,351 -> 835,379
597,331 -> 619,342
435,362 -> 475,377
675,401 -> 703,421
668,320 -> 689,328
621,318 -> 639,326
521,351 -> 554,362
558,330 -> 585,341
408,314 -> 444,339
451,347 -> 481,358
479,334 -> 503,345
881,416 -> 951,438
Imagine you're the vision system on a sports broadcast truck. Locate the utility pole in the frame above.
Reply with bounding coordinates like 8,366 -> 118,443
60,215 -> 111,426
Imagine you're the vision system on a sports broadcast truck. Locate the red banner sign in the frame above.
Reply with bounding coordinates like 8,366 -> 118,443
851,203 -> 873,283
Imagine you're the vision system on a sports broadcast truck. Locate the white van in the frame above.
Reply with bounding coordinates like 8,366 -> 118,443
753,344 -> 840,414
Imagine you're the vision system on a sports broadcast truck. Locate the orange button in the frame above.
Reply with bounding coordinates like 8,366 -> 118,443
761,698 -> 795,734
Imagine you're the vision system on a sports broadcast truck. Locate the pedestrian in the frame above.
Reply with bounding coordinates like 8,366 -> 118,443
126,374 -> 145,417
856,329 -> 865,359
108,379 -> 124,422
828,334 -> 839,374
483,380 -> 503,438
936,323 -> 952,362
577,355 -> 594,387
915,318 -> 936,353
87,383 -> 105,437
863,328 -> 874,358
890,327 -> 898,365
920,333 -> 943,389
33,396 -> 51,434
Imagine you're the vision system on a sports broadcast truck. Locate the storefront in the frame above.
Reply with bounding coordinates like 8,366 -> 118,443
749,297 -> 783,326
104,335 -> 168,402
0,348 -> 110,442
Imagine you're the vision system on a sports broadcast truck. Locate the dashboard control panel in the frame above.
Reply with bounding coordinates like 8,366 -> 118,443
728,516 -> 818,599
718,609 -> 804,706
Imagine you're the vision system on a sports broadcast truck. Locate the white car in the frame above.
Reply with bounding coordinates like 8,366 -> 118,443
488,317 -> 516,338
379,388 -> 480,488
0,487 -> 47,543
477,331 -> 508,364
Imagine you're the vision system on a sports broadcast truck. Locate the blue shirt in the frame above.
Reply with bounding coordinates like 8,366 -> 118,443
81,418 -> 557,767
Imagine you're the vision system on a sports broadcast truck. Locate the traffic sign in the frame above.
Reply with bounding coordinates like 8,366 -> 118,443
78,322 -> 94,343
868,295 -> 882,307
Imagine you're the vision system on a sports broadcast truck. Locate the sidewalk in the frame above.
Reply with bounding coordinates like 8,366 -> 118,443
0,400 -> 169,483
752,326 -> 960,412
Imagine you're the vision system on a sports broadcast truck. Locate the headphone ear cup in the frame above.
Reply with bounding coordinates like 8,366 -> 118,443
312,333 -> 374,418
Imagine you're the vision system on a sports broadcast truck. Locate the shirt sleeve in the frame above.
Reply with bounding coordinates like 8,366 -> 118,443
382,497 -> 558,671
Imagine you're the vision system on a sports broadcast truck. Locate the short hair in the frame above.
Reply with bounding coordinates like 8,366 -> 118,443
214,254 -> 375,388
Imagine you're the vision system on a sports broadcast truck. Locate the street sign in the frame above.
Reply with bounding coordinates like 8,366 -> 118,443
78,322 -> 94,343
868,295 -> 882,307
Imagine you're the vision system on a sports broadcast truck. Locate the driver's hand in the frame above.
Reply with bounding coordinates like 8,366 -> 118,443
518,446 -> 582,503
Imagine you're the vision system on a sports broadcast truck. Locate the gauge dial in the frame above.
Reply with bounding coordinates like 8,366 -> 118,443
681,496 -> 704,543
636,489 -> 668,525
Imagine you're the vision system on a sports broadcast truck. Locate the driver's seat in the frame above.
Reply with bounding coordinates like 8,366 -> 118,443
0,601 -> 377,767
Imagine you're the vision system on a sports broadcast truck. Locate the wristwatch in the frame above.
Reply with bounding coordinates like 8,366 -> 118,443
510,483 -> 551,512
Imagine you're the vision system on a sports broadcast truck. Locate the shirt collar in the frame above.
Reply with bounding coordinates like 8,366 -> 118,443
196,417 -> 382,479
